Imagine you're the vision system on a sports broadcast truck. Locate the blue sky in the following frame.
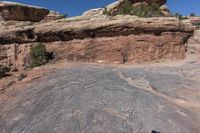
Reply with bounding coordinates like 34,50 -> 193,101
1,0 -> 200,16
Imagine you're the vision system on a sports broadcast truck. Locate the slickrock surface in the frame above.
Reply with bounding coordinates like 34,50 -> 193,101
0,48 -> 200,133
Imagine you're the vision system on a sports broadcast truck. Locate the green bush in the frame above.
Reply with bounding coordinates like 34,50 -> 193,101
0,69 -> 5,79
0,66 -> 10,79
104,0 -> 163,17
59,13 -> 68,19
30,43 -> 52,68
190,13 -> 196,17
173,12 -> 188,20
192,22 -> 200,27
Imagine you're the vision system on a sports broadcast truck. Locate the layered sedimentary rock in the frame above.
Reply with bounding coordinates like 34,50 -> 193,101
0,1 -> 50,22
0,14 -> 193,70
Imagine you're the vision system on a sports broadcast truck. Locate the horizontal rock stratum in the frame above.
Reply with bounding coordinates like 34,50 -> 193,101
0,14 -> 194,70
0,1 -> 194,71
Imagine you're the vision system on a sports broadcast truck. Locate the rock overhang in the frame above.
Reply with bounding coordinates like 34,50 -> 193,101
0,1 -> 50,22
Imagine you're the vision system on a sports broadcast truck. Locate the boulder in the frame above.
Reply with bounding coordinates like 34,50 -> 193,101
132,2 -> 148,7
82,8 -> 104,17
160,5 -> 171,16
0,1 -> 49,22
106,0 -> 124,13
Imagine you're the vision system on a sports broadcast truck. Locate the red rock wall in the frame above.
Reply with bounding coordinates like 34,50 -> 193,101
0,31 -> 189,70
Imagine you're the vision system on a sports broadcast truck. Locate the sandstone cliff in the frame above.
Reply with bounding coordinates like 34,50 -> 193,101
0,1 -> 49,22
0,1 -> 194,72
0,1 -> 64,22
0,15 -> 194,71
0,2 -> 200,133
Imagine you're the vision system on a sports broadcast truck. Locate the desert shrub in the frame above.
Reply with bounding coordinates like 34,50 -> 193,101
30,43 -> 52,68
192,22 -> 200,27
174,12 -> 181,18
0,68 -> 5,79
59,13 -> 68,19
104,0 -> 163,17
173,12 -> 188,20
0,66 -> 10,79
103,9 -> 113,16
190,13 -> 196,17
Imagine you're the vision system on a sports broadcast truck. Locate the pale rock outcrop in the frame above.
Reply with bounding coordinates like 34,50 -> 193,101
132,2 -> 148,7
160,5 -> 171,16
106,0 -> 124,13
0,1 -> 49,22
82,8 -> 104,17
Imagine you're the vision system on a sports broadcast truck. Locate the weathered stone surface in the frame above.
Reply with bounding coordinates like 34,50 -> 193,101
1,30 -> 200,132
160,5 -> 171,16
106,0 -> 123,13
0,1 -> 49,22
0,15 -> 194,70
0,61 -> 200,133
0,16 -> 193,44
82,8 -> 104,17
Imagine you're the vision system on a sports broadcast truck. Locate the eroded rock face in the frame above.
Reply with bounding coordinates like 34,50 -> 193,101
0,14 -> 193,70
0,63 -> 200,133
0,1 -> 49,22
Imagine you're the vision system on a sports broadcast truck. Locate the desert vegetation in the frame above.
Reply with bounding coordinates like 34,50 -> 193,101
104,0 -> 163,17
0,66 -> 10,79
190,13 -> 196,17
30,43 -> 53,68
0,67 -> 5,79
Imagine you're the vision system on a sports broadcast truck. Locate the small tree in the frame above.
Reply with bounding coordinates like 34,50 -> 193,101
30,43 -> 49,68
62,13 -> 68,18
0,66 -> 10,79
190,13 -> 196,17
0,67 -> 5,79
59,13 -> 68,19
174,12 -> 183,20
107,0 -> 163,17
